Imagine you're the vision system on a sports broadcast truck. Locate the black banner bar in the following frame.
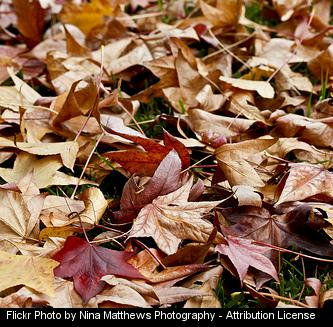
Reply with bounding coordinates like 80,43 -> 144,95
0,308 -> 330,325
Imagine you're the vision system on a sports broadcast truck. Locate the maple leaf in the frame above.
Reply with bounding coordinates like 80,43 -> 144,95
0,251 -> 59,296
53,236 -> 144,302
129,176 -> 223,254
114,150 -> 187,223
103,128 -> 190,177
183,266 -> 223,308
0,138 -> 79,170
216,235 -> 279,284
220,204 -> 333,260
215,138 -> 277,187
276,163 -> 333,206
0,181 -> 45,242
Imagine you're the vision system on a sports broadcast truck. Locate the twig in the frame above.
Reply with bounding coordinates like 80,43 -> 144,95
181,154 -> 213,173
71,132 -> 104,199
253,241 -> 333,263
244,288 -> 309,308
208,28 -> 251,69
133,239 -> 167,270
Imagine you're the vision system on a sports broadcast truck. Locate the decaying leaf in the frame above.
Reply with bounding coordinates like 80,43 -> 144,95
220,205 -> 333,260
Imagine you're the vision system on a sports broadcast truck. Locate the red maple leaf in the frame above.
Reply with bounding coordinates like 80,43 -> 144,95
53,236 -> 144,302
215,235 -> 278,284
103,128 -> 190,176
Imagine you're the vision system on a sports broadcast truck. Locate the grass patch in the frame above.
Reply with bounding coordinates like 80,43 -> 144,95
245,2 -> 279,27
134,97 -> 173,137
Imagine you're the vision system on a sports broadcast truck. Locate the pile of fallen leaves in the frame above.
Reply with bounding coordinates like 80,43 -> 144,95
0,0 -> 333,308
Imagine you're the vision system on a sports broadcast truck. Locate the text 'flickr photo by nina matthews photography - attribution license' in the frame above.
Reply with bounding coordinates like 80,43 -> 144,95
3,309 -> 318,322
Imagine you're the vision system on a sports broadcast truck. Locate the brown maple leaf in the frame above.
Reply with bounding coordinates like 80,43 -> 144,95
220,204 -> 333,261
129,176 -> 223,254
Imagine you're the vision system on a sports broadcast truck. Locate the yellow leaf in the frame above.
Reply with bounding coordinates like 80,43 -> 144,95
59,0 -> 116,35
0,251 -> 58,297
39,226 -> 77,241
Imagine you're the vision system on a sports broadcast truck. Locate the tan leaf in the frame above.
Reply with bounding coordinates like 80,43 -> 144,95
109,43 -> 153,75
188,109 -> 261,141
272,0 -> 304,21
0,86 -> 39,112
0,251 -> 58,296
78,187 -> 108,226
0,293 -> 33,308
0,187 -> 45,242
308,44 -> 333,78
16,277 -> 86,308
95,284 -> 151,308
0,137 -> 79,170
232,185 -> 262,207
7,67 -> 41,104
8,237 -> 65,258
102,275 -> 156,298
228,91 -> 267,122
200,0 -> 242,27
92,38 -> 132,67
0,153 -> 92,189
273,113 -> 333,148
129,177 -> 222,254
267,137 -> 333,169
320,288 -> 333,308
196,84 -> 226,112
40,196 -> 85,227
155,287 -> 208,305
128,249 -> 207,284
275,164 -> 333,206
183,279 -> 221,308
219,76 -> 274,98
51,78 -> 99,128
275,66 -> 313,93
215,138 -> 277,187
